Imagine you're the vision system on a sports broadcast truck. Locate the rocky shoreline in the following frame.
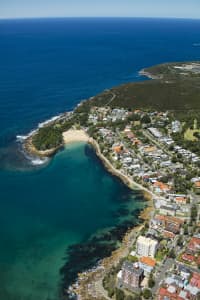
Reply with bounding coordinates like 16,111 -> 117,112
24,135 -> 63,158
139,69 -> 163,80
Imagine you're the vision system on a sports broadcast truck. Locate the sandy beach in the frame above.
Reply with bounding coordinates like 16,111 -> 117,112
62,129 -> 91,144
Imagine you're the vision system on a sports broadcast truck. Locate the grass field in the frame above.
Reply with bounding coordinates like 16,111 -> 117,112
184,128 -> 200,141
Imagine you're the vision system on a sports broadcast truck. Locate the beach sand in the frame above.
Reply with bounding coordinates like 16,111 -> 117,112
62,129 -> 90,144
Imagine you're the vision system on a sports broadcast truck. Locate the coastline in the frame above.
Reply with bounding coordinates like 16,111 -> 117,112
139,69 -> 162,80
21,117 -> 157,299
24,135 -> 63,158
60,129 -> 154,299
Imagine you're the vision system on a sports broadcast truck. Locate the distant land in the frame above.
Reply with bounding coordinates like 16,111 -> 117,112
88,61 -> 200,112
23,61 -> 200,159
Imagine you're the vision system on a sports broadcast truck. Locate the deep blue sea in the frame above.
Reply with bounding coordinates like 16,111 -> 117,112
0,18 -> 200,300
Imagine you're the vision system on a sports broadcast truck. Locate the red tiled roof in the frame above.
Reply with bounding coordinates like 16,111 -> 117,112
188,237 -> 200,251
181,253 -> 195,262
153,181 -> 171,191
113,145 -> 122,153
175,197 -> 187,203
140,256 -> 156,267
158,287 -> 184,300
190,272 -> 200,288
163,230 -> 175,239
155,215 -> 184,225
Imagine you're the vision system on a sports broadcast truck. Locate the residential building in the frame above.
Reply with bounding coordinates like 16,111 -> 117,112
118,261 -> 144,291
188,237 -> 200,253
139,256 -> 156,275
153,215 -> 184,234
136,236 -> 158,257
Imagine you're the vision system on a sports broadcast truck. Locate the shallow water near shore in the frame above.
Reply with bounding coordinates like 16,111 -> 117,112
0,142 -> 145,300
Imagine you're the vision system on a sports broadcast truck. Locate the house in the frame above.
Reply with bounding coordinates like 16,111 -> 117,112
163,230 -> 175,239
188,237 -> 200,253
159,205 -> 176,216
143,145 -> 157,154
153,181 -> 171,194
190,272 -> 200,289
181,253 -> 195,263
194,181 -> 200,189
177,265 -> 191,280
158,271 -> 200,300
133,138 -> 142,146
175,196 -> 187,205
124,126 -> 132,134
139,256 -> 156,275
126,132 -> 135,140
148,127 -> 162,138
136,236 -> 158,257
112,145 -> 123,154
172,120 -> 181,133
154,215 -> 184,234
158,286 -> 187,300
118,261 -> 144,291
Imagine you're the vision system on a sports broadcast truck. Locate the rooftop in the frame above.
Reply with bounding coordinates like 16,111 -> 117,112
140,256 -> 156,267
122,261 -> 144,277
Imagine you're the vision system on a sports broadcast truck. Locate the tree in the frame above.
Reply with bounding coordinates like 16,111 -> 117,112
143,288 -> 152,299
141,114 -> 151,124
177,236 -> 183,247
168,248 -> 176,259
191,205 -> 197,220
127,255 -> 138,263
197,291 -> 200,300
115,288 -> 125,300
125,295 -> 135,300
108,288 -> 114,298
32,125 -> 63,150
148,273 -> 155,288
133,295 -> 142,300
183,224 -> 188,235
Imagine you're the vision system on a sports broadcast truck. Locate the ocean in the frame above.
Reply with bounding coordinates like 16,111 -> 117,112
0,18 -> 200,300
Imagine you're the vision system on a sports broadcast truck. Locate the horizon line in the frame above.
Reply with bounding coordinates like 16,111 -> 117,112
0,16 -> 200,21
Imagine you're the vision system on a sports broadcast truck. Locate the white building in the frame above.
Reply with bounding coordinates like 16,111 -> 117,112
136,236 -> 158,257
172,120 -> 181,133
148,127 -> 162,138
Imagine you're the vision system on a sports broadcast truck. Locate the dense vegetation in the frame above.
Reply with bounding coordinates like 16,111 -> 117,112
84,61 -> 200,112
89,78 -> 200,112
32,126 -> 63,151
32,61 -> 200,151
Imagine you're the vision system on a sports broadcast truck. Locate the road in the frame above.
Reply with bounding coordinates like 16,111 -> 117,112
106,91 -> 116,106
152,258 -> 174,294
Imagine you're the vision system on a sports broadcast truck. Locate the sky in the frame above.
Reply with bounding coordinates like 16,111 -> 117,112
0,0 -> 200,20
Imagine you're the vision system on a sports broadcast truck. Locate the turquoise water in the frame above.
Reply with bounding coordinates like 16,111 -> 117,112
0,142 -> 145,300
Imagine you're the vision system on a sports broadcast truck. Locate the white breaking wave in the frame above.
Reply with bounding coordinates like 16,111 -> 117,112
16,135 -> 28,142
16,114 -> 64,167
31,157 -> 49,166
16,114 -> 62,142
38,115 -> 61,128
16,129 -> 37,142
